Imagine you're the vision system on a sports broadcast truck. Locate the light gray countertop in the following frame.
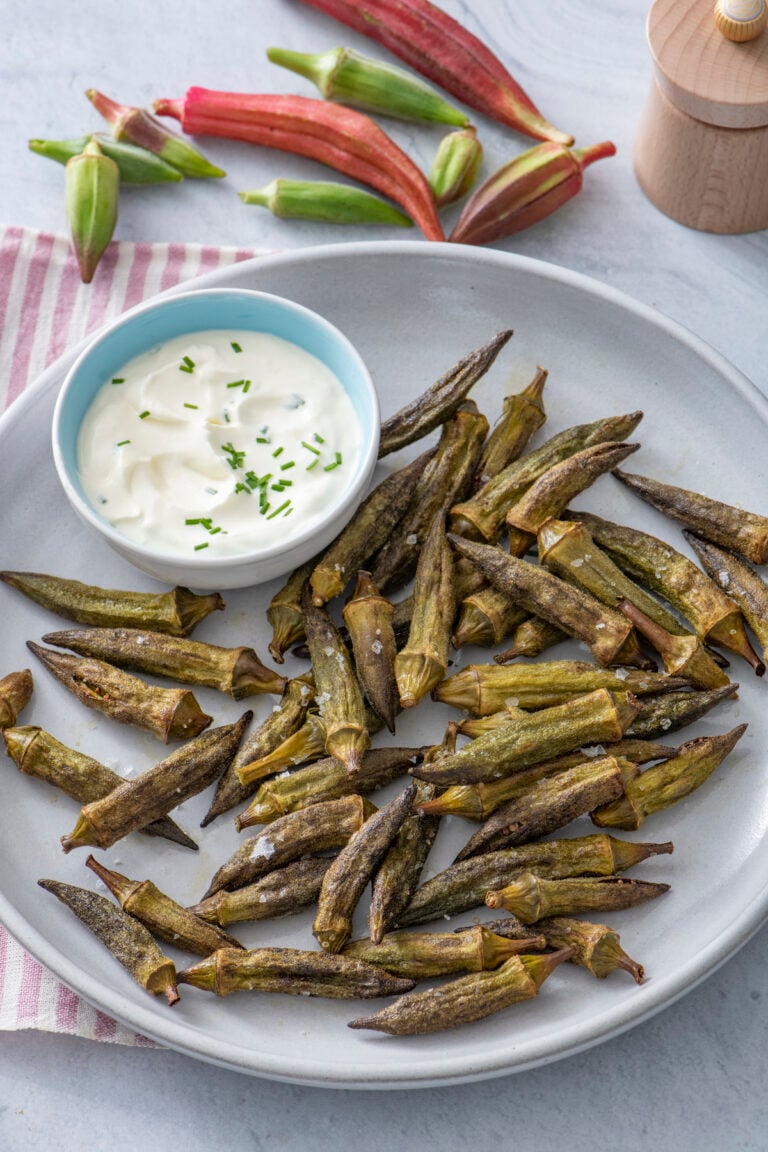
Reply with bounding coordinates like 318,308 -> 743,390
1,0 -> 767,1147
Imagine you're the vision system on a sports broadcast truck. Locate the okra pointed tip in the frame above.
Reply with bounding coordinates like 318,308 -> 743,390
152,97 -> 183,121
572,140 -> 617,168
521,947 -> 574,987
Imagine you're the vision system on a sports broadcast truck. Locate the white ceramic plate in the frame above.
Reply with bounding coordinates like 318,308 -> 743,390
1,242 -> 767,1089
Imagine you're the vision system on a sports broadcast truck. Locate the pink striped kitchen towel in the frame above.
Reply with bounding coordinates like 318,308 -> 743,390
0,225 -> 259,1044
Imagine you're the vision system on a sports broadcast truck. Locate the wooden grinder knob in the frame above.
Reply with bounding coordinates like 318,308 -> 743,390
714,0 -> 767,43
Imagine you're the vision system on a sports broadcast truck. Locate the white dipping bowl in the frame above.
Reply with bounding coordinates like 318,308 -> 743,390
52,288 -> 380,589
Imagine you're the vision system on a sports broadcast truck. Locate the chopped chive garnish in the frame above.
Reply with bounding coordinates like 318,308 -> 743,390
208,527 -> 222,535
231,341 -> 242,353
301,441 -> 321,456
280,461 -> 295,472
116,440 -> 130,447
278,478 -> 293,486
284,506 -> 294,517
272,446 -> 284,458
111,377 -> 125,385
224,411 -> 231,424
183,356 -> 195,368
271,484 -> 284,492
245,471 -> 259,489
256,437 -> 269,444
313,433 -> 325,444
179,364 -> 194,374
194,543 -> 209,551
234,483 -> 250,495
222,442 -> 246,470
184,403 -> 198,410
185,518 -> 203,525
243,379 -> 251,393
324,452 -> 343,472
306,458 -> 319,471
139,410 -> 150,420
267,500 -> 291,520
226,379 -> 245,389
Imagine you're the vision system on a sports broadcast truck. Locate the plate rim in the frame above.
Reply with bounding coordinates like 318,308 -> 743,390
2,239 -> 767,1088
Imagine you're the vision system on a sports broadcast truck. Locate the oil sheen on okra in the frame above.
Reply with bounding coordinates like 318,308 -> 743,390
77,330 -> 361,557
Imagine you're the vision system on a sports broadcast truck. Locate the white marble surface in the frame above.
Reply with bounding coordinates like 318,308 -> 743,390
1,0 -> 768,1146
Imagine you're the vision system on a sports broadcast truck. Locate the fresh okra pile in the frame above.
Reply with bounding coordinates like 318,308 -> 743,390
30,0 -> 615,281
3,328 -> 766,1036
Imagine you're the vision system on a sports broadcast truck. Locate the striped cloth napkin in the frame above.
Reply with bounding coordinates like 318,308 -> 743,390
0,225 -> 259,1043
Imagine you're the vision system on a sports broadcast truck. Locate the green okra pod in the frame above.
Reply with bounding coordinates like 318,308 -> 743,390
592,724 -> 747,830
240,178 -> 413,226
418,740 -> 674,820
395,511 -> 455,708
301,588 -> 370,774
42,627 -> 287,698
454,756 -> 632,861
626,684 -> 739,740
314,784 -> 416,953
369,779 -> 441,945
87,88 -> 225,178
398,834 -> 673,926
411,689 -> 640,786
177,946 -> 415,999
433,659 -> 688,716
616,599 -> 732,690
203,676 -> 315,825
614,468 -> 768,566
685,532 -> 768,665
61,713 -> 251,853
268,45 -> 471,125
378,329 -> 512,459
188,859 -> 333,927
566,509 -> 762,669
447,535 -> 650,668
494,615 -> 568,662
348,950 -> 571,1035
85,856 -> 242,956
237,745 -> 429,828
0,669 -> 33,728
204,794 -> 372,898
342,572 -> 399,733
29,133 -> 184,182
38,879 -> 179,1004
343,925 -> 545,979
0,571 -> 224,634
310,450 -> 430,606
505,441 -> 640,539
2,725 -> 196,849
429,127 -> 483,207
27,642 -> 212,743
371,402 -> 490,594
474,367 -> 547,487
65,139 -> 118,283
450,410 -> 643,543
486,873 -> 671,923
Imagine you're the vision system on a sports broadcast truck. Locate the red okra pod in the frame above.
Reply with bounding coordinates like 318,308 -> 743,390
155,89 -> 444,241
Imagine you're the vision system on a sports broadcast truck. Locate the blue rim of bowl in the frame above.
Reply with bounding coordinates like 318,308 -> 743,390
51,286 -> 380,570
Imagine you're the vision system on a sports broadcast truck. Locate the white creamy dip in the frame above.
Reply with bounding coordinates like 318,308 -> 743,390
77,330 -> 362,557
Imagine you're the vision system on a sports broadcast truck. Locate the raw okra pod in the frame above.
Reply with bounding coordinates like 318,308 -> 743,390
626,684 -> 738,740
65,139 -> 118,283
613,469 -> 768,565
369,779 -> 441,944
38,879 -> 179,1005
371,402 -> 489,593
177,946 -> 415,999
412,689 -> 641,786
309,450 -> 431,605
429,127 -> 483,207
27,642 -> 212,743
29,133 -> 184,183
85,856 -> 242,956
42,627 -> 287,698
685,532 -> 768,665
301,588 -> 370,773
395,511 -> 455,707
398,833 -> 672,925
592,724 -> 747,830
486,873 -> 670,922
449,410 -> 643,543
475,367 -> 547,486
343,925 -> 545,979
0,571 -> 224,634
314,784 -> 416,952
3,725 -> 196,849
237,745 -> 429,827
61,713 -> 251,853
342,572 -> 398,732
0,669 -> 33,728
188,859 -> 333,927
348,950 -> 571,1035
240,178 -> 413,226
378,329 -> 511,459
204,794 -> 372,897
203,676 -> 314,824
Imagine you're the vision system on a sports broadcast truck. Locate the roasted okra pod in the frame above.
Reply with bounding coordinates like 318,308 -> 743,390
0,670 -> 33,728
188,859 -> 333,927
267,559 -> 315,663
685,532 -> 768,665
343,925 -> 545,979
486,873 -> 671,922
342,572 -> 399,732
476,915 -> 645,982
626,684 -> 738,740
474,367 -> 547,486
395,511 -> 455,708
369,779 -> 441,944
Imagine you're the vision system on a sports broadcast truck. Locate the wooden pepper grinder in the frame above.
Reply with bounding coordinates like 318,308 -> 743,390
634,0 -> 768,233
